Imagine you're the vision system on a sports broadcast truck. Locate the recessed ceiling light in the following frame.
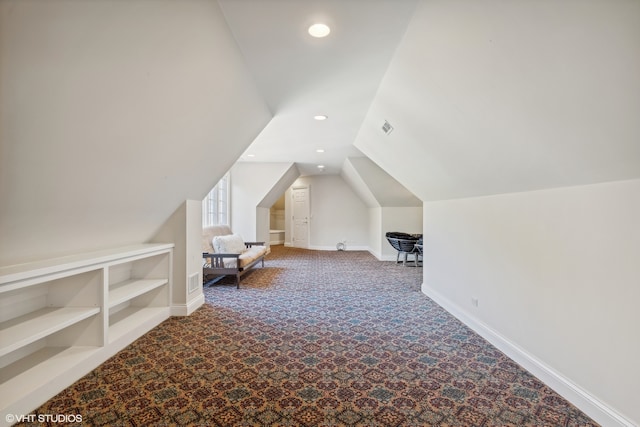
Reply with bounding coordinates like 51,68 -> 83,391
316,149 -> 325,153
317,164 -> 325,169
247,154 -> 255,157
308,23 -> 330,38
314,115 -> 328,121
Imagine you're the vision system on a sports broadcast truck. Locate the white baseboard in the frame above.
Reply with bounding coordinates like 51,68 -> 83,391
283,245 -> 396,261
171,293 -> 205,316
368,249 -> 382,260
421,283 -> 635,427
366,249 -> 398,262
307,245 -> 371,251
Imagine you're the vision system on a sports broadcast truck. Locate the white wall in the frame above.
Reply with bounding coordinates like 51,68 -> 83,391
341,159 -> 381,209
379,207 -> 423,261
341,157 -> 422,258
151,200 -> 204,315
422,179 -> 640,425
368,208 -> 383,258
286,175 -> 369,250
352,2 -> 640,422
230,162 -> 299,242
355,0 -> 640,202
344,157 -> 422,207
0,0 -> 271,265
365,206 -> 424,261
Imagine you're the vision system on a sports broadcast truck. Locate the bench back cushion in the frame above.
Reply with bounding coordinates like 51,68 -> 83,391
212,234 -> 246,254
203,225 -> 233,253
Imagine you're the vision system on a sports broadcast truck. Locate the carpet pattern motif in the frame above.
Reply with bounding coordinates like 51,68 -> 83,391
21,246 -> 598,426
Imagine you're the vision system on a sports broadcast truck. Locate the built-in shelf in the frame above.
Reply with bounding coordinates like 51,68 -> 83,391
109,279 -> 168,308
0,243 -> 173,425
109,307 -> 170,344
0,346 -> 101,397
0,307 -> 101,358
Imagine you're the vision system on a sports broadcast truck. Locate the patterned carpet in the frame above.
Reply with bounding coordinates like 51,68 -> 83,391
21,245 -> 598,426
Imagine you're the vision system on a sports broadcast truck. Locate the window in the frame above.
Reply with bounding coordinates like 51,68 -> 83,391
202,173 -> 229,227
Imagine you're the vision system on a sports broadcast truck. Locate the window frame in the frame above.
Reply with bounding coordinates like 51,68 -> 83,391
202,173 -> 230,227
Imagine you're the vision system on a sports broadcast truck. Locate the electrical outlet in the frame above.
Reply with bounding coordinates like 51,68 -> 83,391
471,298 -> 479,307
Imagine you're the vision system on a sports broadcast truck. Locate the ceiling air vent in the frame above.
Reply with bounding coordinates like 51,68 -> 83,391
381,120 -> 394,135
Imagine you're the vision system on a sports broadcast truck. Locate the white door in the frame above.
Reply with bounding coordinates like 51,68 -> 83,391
292,187 -> 310,248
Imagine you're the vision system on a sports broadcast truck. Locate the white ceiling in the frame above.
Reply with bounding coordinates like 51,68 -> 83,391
218,0 -> 418,176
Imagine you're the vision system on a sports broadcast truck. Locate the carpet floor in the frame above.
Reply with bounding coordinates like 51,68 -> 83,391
21,245 -> 598,426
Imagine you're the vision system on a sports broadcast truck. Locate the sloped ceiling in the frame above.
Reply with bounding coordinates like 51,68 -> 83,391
258,164 -> 301,208
355,0 -> 640,201
342,159 -> 380,208
0,0 -> 271,264
230,162 -> 300,241
218,0 -> 418,176
4,0 -> 639,264
342,157 -> 422,208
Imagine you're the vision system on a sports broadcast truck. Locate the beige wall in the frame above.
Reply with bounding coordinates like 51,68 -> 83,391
0,0 -> 271,265
379,207 -> 423,261
355,0 -> 640,201
151,200 -> 204,315
230,162 -> 299,242
285,175 -> 369,250
422,179 -> 640,425
354,1 -> 640,423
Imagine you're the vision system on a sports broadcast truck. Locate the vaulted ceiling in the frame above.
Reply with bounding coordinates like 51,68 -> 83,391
220,0 -> 640,200
218,0 -> 418,176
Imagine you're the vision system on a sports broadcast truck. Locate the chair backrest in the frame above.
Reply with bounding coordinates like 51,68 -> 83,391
202,225 -> 233,253
386,236 -> 421,253
386,231 -> 422,240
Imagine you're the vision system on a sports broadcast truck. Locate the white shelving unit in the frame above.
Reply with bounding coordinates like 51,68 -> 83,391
0,243 -> 173,424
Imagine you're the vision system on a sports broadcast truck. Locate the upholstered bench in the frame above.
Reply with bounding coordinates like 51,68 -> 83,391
202,225 -> 270,288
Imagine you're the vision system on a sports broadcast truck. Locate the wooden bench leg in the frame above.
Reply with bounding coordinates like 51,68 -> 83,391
236,272 -> 240,289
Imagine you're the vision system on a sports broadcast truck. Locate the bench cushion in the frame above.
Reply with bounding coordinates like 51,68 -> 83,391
219,245 -> 268,269
239,246 -> 267,268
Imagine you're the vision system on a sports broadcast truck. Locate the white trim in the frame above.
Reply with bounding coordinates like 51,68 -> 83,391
171,294 -> 205,317
366,249 -> 416,262
308,245 -> 370,251
367,250 -> 382,260
421,282 -> 636,427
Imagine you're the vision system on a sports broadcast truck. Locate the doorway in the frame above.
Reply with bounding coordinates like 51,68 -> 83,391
269,194 -> 286,245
